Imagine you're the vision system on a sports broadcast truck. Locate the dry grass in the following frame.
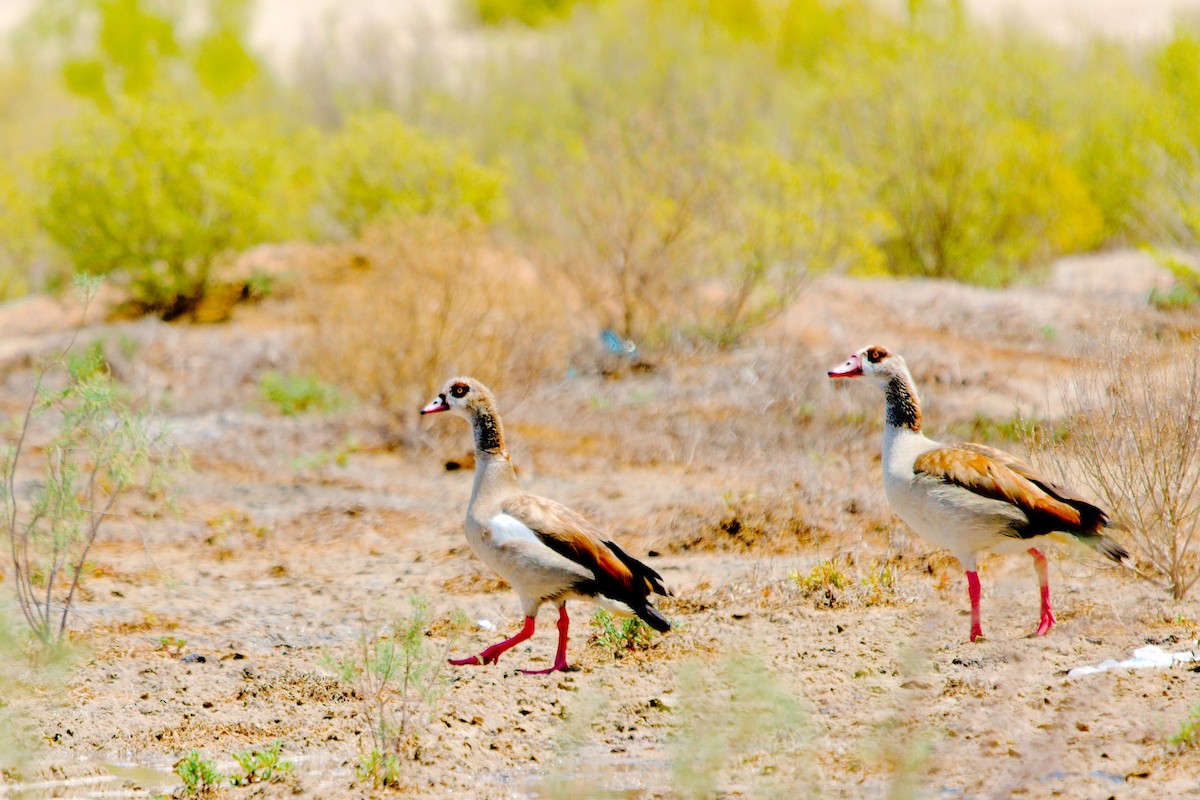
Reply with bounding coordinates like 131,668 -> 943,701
1037,332 -> 1200,599
295,219 -> 573,424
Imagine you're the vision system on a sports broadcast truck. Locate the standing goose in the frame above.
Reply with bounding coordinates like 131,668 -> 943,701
421,377 -> 672,673
828,345 -> 1128,642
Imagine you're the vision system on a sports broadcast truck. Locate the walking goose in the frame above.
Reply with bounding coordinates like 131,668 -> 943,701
421,377 -> 672,672
828,345 -> 1128,642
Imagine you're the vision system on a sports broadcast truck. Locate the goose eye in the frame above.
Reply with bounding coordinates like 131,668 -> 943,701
449,383 -> 469,399
866,347 -> 888,364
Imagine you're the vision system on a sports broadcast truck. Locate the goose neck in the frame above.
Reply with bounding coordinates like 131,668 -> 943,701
470,405 -> 506,455
884,374 -> 922,433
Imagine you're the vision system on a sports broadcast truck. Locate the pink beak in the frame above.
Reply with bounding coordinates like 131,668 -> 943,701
828,353 -> 863,378
421,395 -> 450,415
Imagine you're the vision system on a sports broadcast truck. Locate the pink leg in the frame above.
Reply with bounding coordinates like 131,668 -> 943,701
966,570 -> 983,643
1029,548 -> 1055,636
449,615 -> 535,666
520,605 -> 572,675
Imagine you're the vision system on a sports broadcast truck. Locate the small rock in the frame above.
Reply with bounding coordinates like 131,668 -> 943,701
182,653 -> 206,664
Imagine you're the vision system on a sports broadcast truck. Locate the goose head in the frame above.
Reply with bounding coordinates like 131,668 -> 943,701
827,345 -> 910,389
420,376 -> 497,421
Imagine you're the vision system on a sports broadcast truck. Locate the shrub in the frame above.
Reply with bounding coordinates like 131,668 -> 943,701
696,141 -> 884,345
820,26 -> 1104,284
589,609 -> 654,657
0,277 -> 177,644
670,657 -> 812,798
28,0 -> 263,106
0,160 -> 41,300
173,750 -> 223,796
1170,703 -> 1200,750
470,0 -> 590,26
229,740 -> 292,786
1036,333 -> 1200,599
790,557 -> 851,608
296,219 -> 571,419
314,109 -> 504,238
331,598 -> 468,788
37,98 -> 290,318
258,371 -> 343,416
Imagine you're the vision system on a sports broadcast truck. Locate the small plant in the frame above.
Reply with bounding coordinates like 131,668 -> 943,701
0,276 -> 177,645
861,561 -> 897,607
258,371 -> 342,416
332,598 -> 468,789
670,657 -> 813,799
229,740 -> 292,786
173,751 -> 223,797
589,609 -> 654,657
791,558 -> 850,608
1169,703 -> 1200,750
294,436 -> 359,472
356,749 -> 403,789
159,635 -> 187,657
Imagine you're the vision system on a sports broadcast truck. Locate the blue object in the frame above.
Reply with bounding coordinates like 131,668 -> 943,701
600,329 -> 639,360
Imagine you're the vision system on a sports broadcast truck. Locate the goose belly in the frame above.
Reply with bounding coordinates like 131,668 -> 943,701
465,514 -> 592,601
884,475 -> 1030,559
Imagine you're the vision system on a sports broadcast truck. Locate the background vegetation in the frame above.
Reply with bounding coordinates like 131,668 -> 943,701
2,0 -> 1199,329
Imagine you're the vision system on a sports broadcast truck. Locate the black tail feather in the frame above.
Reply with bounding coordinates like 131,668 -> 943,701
604,539 -> 672,597
1083,532 -> 1131,565
632,600 -> 673,633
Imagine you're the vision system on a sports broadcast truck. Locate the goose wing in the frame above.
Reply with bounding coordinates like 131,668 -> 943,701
913,445 -> 1102,535
500,494 -> 668,598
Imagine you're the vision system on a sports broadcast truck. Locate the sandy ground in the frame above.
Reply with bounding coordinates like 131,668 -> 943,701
0,249 -> 1198,798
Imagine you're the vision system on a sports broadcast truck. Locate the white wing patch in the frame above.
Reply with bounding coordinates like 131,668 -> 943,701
488,513 -> 545,549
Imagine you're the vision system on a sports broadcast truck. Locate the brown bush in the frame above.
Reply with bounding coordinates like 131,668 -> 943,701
295,219 -> 574,421
1036,332 -> 1200,599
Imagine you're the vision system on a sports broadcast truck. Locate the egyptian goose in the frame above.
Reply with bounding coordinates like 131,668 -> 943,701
828,345 -> 1129,642
420,377 -> 672,672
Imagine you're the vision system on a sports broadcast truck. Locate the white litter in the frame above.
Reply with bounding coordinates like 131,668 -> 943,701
1067,645 -> 1198,678
477,619 -> 496,631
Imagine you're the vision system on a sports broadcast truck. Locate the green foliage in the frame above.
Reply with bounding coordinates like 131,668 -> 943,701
37,98 -> 291,318
822,27 -> 1103,284
1170,703 -> 1200,750
471,0 -> 591,26
0,615 -> 55,775
670,657 -> 812,798
29,0 -> 262,106
791,557 -> 850,608
173,751 -> 223,796
0,160 -> 41,300
356,749 -> 404,789
860,561 -> 896,607
315,110 -> 504,238
333,598 -> 468,788
0,277 -> 178,645
699,141 -> 883,345
229,740 -> 292,786
589,609 -> 654,657
258,371 -> 343,416
950,411 -> 1052,445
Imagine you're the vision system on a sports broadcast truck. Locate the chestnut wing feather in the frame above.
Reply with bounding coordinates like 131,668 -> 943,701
913,446 -> 1090,534
501,495 -> 640,596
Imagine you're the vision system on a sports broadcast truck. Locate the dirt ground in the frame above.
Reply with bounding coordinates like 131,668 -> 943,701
2,250 -> 1200,799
